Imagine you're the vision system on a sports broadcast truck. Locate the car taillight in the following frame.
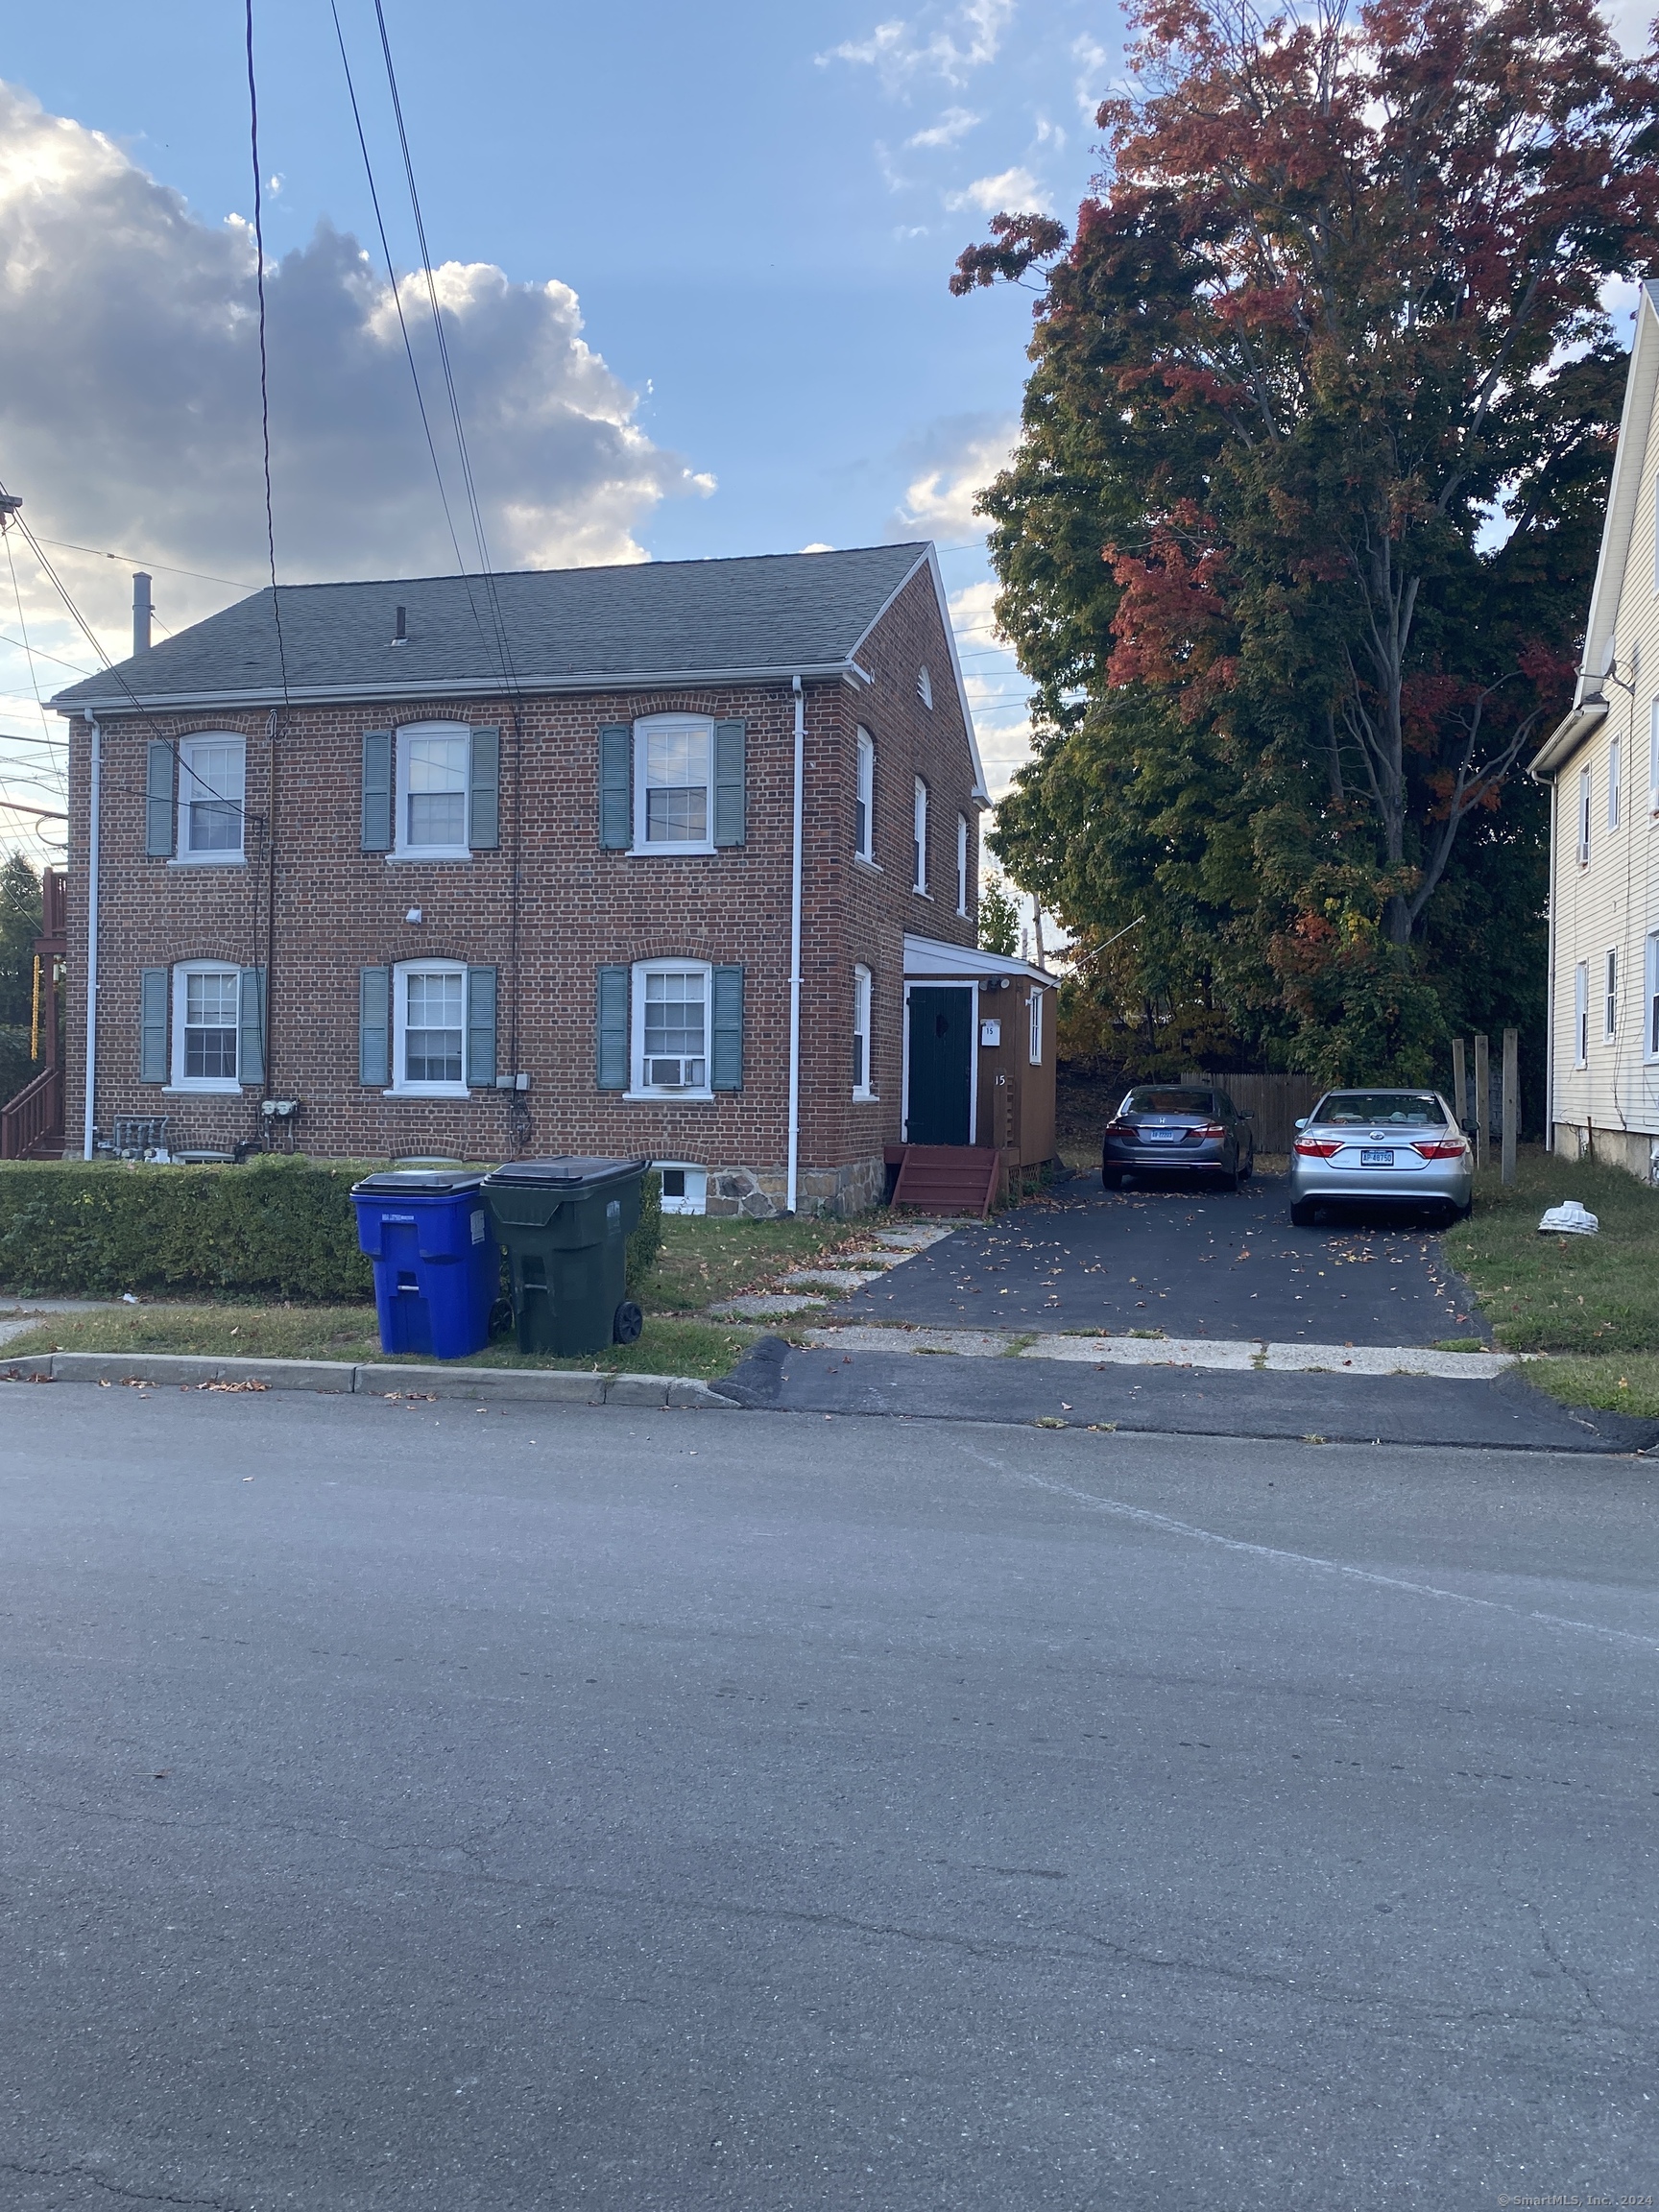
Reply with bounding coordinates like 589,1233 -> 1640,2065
1196,1122 -> 1226,1139
1293,1136 -> 1341,1159
1105,1119 -> 1136,1137
1411,1138 -> 1469,1160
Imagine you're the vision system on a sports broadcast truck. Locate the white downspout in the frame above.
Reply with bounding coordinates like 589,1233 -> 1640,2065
1545,772 -> 1556,1160
82,712 -> 102,1160
786,677 -> 805,1214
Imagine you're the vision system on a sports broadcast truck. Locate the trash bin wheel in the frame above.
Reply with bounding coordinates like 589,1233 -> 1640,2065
613,1299 -> 644,1346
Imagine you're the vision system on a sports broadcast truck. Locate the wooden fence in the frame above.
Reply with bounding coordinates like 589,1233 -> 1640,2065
1182,1070 -> 1317,1154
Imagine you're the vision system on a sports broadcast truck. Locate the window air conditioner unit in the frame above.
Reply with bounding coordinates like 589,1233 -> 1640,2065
648,1057 -> 705,1089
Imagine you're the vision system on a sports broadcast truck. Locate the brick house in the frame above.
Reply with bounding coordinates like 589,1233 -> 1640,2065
54,541 -> 1054,1214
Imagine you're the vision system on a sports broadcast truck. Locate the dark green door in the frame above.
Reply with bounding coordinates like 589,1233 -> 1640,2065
906,987 -> 973,1144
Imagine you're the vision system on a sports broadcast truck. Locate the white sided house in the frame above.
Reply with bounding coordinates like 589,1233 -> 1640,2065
1532,276 -> 1659,1182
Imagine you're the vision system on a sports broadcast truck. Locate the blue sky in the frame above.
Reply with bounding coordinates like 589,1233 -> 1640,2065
0,0 -> 1124,858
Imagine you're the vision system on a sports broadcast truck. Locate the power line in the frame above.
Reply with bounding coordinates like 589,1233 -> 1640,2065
0,633 -> 94,679
33,538 -> 256,589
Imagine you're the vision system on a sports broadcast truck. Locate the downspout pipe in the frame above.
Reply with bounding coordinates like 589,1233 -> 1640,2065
1545,772 -> 1556,1159
786,678 -> 805,1215
82,712 -> 101,1160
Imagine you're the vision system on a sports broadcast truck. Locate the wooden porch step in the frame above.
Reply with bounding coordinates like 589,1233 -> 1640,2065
890,1144 -> 1001,1219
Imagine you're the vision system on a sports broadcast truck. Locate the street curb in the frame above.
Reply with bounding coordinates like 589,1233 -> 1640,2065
0,1351 -> 744,1410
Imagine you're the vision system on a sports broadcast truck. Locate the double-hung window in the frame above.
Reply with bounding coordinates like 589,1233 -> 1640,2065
913,777 -> 929,894
396,724 -> 470,859
1029,987 -> 1045,1065
1606,948 -> 1620,1041
1647,933 -> 1659,1060
1650,702 -> 1659,815
1575,961 -> 1589,1067
854,729 -> 875,861
637,716 -> 712,853
637,964 -> 709,1094
955,813 -> 970,915
852,965 -> 873,1097
1609,738 -> 1623,830
1577,766 -> 1592,866
395,962 -> 467,1094
176,735 -> 245,859
173,963 -> 241,1092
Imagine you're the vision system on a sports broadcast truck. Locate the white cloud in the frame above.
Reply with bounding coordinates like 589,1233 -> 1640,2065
906,107 -> 981,149
891,418 -> 1017,540
943,165 -> 1046,216
0,80 -> 707,661
818,0 -> 1016,93
1072,35 -> 1111,122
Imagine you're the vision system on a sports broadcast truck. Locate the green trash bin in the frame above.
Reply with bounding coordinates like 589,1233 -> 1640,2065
481,1155 -> 650,1357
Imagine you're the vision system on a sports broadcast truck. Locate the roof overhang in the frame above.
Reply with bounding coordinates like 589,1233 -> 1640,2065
903,931 -> 1052,986
1529,699 -> 1609,781
50,661 -> 869,718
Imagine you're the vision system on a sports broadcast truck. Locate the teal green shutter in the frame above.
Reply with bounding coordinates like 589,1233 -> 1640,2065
599,725 -> 631,849
359,966 -> 391,1086
466,966 -> 497,1087
145,742 -> 175,857
713,721 -> 746,846
469,727 -> 499,850
596,965 -> 629,1090
139,968 -> 168,1083
361,732 -> 393,852
711,965 -> 743,1092
238,968 -> 267,1086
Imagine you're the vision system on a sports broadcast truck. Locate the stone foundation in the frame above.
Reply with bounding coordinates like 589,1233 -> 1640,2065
1551,1121 -> 1659,1183
704,1153 -> 886,1220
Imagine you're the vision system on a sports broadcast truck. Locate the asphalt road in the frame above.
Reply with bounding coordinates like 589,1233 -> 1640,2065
849,1171 -> 1481,1343
3,1387 -> 1656,2210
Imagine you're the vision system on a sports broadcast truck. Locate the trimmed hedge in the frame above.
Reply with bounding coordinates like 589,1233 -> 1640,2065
0,1157 -> 667,1306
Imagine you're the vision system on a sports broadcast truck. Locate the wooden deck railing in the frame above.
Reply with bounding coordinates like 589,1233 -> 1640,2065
0,1065 -> 64,1159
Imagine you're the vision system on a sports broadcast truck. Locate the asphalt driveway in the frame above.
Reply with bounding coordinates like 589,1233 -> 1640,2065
848,1170 -> 1481,1345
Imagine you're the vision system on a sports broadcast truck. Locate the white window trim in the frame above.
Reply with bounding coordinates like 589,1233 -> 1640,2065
1028,986 -> 1045,1066
853,963 -> 875,1099
391,720 -> 472,863
1605,947 -> 1619,1042
1608,737 -> 1622,830
854,728 -> 875,863
1577,767 -> 1592,867
388,958 -> 469,1097
627,957 -> 714,1100
631,711 -> 717,857
166,961 -> 242,1094
955,812 -> 970,916
1649,701 -> 1659,816
1574,960 -> 1589,1068
656,1162 -> 709,1215
1647,932 -> 1659,1061
172,733 -> 247,866
913,776 -> 929,896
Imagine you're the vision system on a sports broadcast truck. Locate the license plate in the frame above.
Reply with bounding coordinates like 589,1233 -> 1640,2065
1142,1128 -> 1181,1143
1360,1147 -> 1394,1166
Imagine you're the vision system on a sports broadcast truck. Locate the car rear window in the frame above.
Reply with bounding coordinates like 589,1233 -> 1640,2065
1313,1093 -> 1445,1126
1123,1089 -> 1214,1115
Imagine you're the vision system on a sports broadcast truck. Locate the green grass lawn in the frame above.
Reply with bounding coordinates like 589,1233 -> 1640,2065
0,1303 -> 758,1382
637,1212 -> 874,1313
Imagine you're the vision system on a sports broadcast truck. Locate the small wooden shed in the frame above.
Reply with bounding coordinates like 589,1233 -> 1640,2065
899,934 -> 1057,1196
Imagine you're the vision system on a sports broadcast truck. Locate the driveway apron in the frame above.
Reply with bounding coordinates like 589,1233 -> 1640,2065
845,1172 -> 1481,1345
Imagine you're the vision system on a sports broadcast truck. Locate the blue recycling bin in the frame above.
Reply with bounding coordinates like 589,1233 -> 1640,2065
349,1167 -> 499,1359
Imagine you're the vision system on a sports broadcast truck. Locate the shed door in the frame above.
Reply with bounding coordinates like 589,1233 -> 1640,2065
906,987 -> 973,1145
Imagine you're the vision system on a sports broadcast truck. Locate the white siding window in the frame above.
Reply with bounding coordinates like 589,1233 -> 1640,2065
955,813 -> 970,915
395,724 -> 470,858
852,964 -> 873,1097
1575,961 -> 1589,1067
394,962 -> 467,1094
635,715 -> 713,853
854,728 -> 875,861
176,734 -> 245,860
913,777 -> 928,894
1647,933 -> 1659,1060
1606,948 -> 1619,1041
172,963 -> 241,1092
1608,737 -> 1622,830
1577,767 -> 1592,866
633,962 -> 710,1094
1029,987 -> 1045,1065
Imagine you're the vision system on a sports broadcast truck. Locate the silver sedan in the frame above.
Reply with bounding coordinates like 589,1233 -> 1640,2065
1287,1089 -> 1473,1226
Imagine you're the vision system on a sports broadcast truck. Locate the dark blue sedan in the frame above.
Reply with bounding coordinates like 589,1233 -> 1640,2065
1102,1085 -> 1255,1191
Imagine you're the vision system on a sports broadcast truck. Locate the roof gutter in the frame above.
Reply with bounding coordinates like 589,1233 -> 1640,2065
1528,699 -> 1608,781
49,660 -> 868,718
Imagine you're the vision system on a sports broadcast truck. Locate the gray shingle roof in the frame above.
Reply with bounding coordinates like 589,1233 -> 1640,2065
51,543 -> 933,710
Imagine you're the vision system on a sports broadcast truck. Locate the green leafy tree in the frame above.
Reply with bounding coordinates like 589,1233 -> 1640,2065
977,871 -> 1021,956
955,0 -> 1659,1080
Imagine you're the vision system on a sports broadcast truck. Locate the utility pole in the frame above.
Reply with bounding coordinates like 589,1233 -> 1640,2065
132,572 -> 153,657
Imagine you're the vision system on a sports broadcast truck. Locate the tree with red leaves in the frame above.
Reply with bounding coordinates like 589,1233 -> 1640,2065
958,0 -> 1659,1083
